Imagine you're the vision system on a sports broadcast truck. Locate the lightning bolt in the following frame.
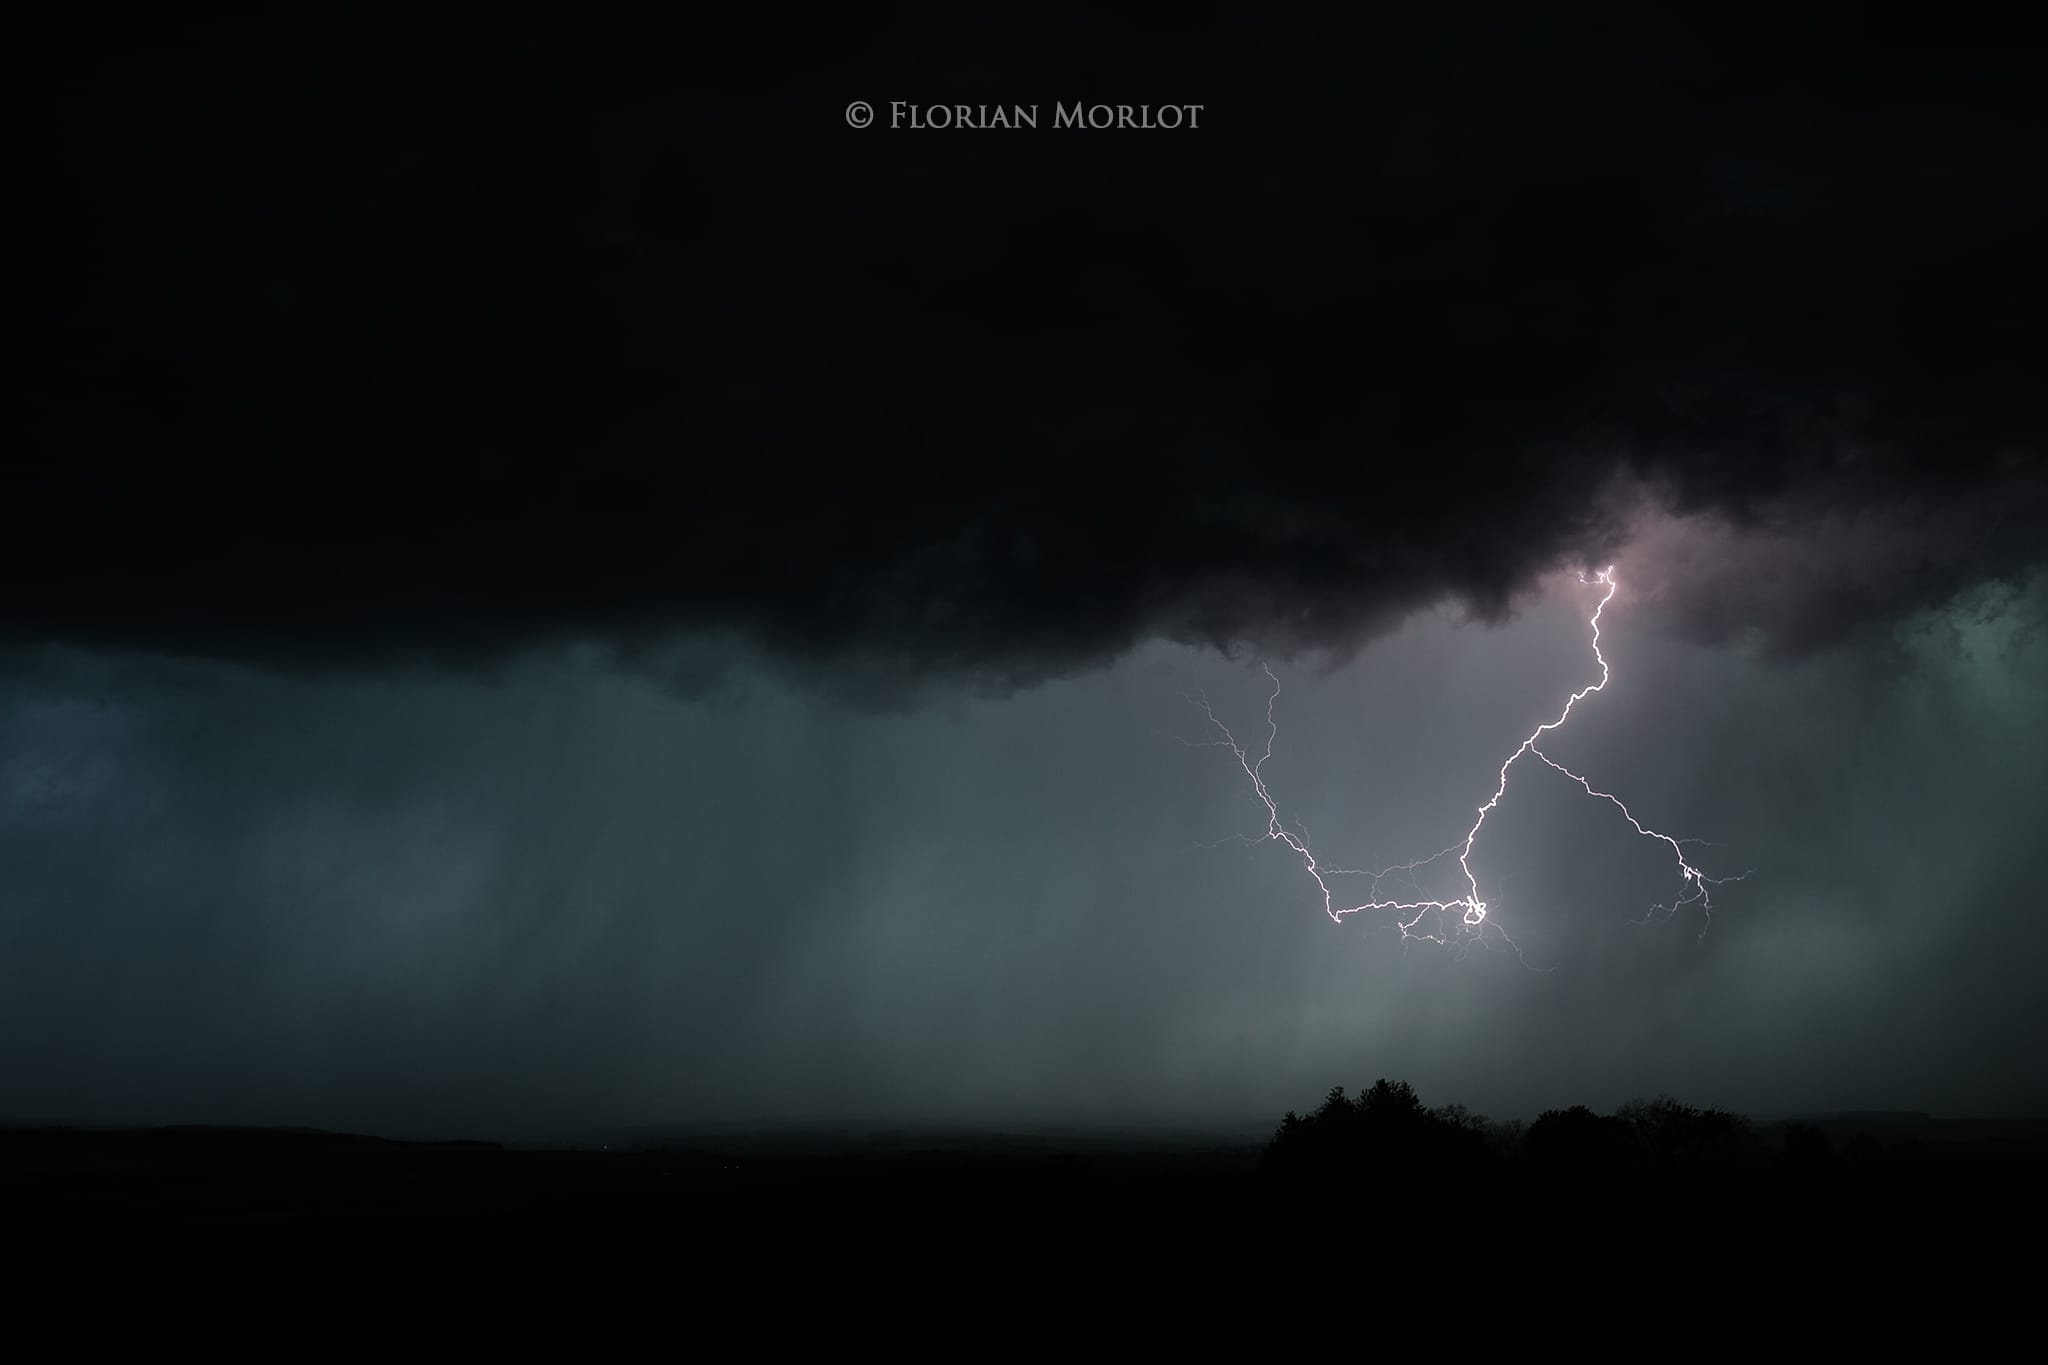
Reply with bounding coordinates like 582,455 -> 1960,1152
1186,567 -> 1745,957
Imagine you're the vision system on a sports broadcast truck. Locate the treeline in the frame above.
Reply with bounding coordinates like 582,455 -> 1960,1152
1263,1079 -> 1869,1179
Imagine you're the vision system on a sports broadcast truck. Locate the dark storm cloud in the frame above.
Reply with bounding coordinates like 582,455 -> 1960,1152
14,5 -> 2048,687
7,578 -> 2046,1136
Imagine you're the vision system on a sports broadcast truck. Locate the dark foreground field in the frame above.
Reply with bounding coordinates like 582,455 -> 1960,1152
9,1113 -> 2047,1335
10,1111 -> 2048,1239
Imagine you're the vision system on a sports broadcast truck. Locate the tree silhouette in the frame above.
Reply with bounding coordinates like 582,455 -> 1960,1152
1266,1083 -> 1770,1185
1614,1095 -> 1752,1170
1523,1105 -> 1640,1174
1263,1079 -> 1491,1176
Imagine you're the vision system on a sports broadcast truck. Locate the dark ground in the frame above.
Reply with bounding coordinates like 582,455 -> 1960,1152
9,1116 -> 2042,1338
10,1112 -> 2046,1231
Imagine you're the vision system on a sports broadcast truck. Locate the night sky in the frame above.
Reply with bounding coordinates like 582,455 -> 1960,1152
9,7 -> 2048,1140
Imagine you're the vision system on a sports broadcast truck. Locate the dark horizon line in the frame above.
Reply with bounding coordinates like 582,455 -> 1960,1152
10,1108 -> 2047,1151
